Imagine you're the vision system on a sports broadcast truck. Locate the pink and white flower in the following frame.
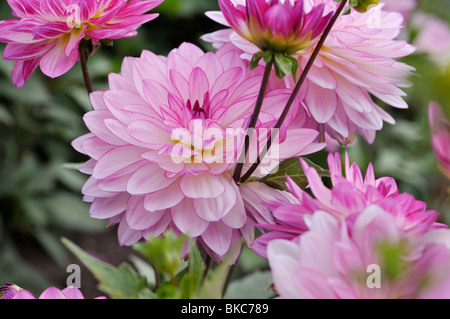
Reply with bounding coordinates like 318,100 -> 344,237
0,283 -> 22,299
413,14 -> 450,68
217,0 -> 333,55
10,286 -> 105,299
268,207 -> 450,299
203,0 -> 416,145
429,102 -> 450,179
381,0 -> 416,19
0,0 -> 164,87
72,42 -> 323,261
252,152 -> 445,258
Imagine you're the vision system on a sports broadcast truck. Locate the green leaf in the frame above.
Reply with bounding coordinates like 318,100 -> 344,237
250,51 -> 264,70
129,255 -> 157,289
263,50 -> 274,64
225,271 -> 275,299
274,52 -> 293,79
246,157 -> 330,192
196,241 -> 242,299
288,55 -> 299,84
133,231 -> 186,278
180,238 -> 205,299
62,238 -> 148,299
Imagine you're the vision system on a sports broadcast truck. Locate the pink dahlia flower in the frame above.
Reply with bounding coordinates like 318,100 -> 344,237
9,286 -> 105,299
72,42 -> 323,261
0,283 -> 22,299
203,0 -> 416,145
413,14 -> 450,68
252,152 -> 445,258
429,102 -> 450,179
0,0 -> 164,87
381,0 -> 416,19
217,0 -> 333,55
268,207 -> 450,299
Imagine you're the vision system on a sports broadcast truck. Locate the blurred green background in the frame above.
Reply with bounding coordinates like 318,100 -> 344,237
0,0 -> 448,298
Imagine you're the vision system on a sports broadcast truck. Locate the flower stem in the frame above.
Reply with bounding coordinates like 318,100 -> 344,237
79,44 -> 93,95
239,0 -> 349,184
232,59 -> 274,183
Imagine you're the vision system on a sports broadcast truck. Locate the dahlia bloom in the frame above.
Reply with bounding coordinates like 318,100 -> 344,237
252,152 -> 445,258
9,286 -> 105,299
203,0 -> 416,145
217,0 -> 333,55
268,207 -> 450,299
0,0 -> 164,87
0,283 -> 22,299
429,102 -> 450,178
413,14 -> 450,68
381,0 -> 416,19
72,42 -> 323,261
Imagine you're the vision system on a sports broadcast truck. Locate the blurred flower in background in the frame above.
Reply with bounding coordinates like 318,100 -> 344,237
429,102 -> 450,179
0,0 -> 164,87
413,13 -> 450,68
381,0 -> 416,19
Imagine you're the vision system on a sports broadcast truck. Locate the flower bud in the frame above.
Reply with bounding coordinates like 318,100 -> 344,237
350,0 -> 379,13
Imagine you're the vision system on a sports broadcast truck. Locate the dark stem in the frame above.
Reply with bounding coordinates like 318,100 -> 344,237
79,44 -> 93,94
239,0 -> 349,184
202,253 -> 213,282
232,59 -> 274,183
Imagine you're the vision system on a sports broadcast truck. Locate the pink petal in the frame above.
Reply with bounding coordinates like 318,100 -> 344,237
127,164 -> 177,195
201,222 -> 233,256
179,173 -> 225,199
143,182 -> 185,212
126,196 -> 165,230
118,215 -> 142,246
90,192 -> 129,219
170,198 -> 209,237
39,36 -> 78,78
38,287 -> 66,299
61,286 -> 84,299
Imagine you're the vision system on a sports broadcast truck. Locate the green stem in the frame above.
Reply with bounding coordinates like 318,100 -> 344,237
239,0 -> 349,184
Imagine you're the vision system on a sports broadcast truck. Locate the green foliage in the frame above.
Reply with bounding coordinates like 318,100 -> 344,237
62,238 -> 150,299
63,233 -> 245,299
133,232 -> 186,279
225,271 -> 274,299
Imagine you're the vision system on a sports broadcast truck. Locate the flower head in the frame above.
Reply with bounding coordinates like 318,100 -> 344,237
0,0 -> 164,87
268,207 -> 450,299
413,14 -> 450,68
252,152 -> 445,258
0,283 -> 22,299
429,102 -> 450,178
350,0 -> 379,13
72,42 -> 323,261
10,286 -> 105,299
381,0 -> 416,19
217,0 -> 333,55
203,0 -> 416,145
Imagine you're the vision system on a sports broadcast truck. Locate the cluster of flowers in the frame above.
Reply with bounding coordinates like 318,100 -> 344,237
0,0 -> 449,299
